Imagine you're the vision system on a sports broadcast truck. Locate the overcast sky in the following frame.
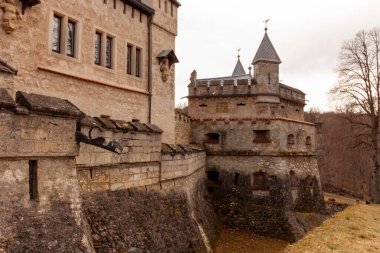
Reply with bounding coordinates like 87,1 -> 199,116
174,0 -> 380,111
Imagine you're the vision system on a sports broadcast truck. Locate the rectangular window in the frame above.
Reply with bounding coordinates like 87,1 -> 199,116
171,3 -> 174,16
164,1 -> 168,12
52,13 -> 79,58
52,15 -> 62,53
94,32 -> 102,65
159,0 -> 161,8
66,20 -> 76,57
29,160 -> 38,201
253,130 -> 271,143
135,48 -> 141,77
95,30 -> 115,69
127,44 -> 133,75
106,36 -> 113,69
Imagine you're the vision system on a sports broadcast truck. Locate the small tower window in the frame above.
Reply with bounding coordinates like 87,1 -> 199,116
289,170 -> 297,188
287,134 -> 295,145
207,171 -> 219,182
234,172 -> 240,186
253,130 -> 270,143
252,171 -> 269,191
205,133 -> 219,144
306,136 -> 312,147
29,160 -> 39,201
268,72 -> 271,84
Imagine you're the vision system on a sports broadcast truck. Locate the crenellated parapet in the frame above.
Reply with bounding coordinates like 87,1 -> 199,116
188,75 -> 305,106
190,116 -> 316,155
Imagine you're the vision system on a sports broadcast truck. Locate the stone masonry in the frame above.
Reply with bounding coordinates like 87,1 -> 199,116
0,0 -> 179,144
0,88 -> 216,252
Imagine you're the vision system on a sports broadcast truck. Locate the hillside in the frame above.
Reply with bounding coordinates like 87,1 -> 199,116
286,203 -> 380,253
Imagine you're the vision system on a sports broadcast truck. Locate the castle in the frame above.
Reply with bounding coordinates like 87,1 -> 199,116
0,1 -> 324,252
187,29 -> 325,240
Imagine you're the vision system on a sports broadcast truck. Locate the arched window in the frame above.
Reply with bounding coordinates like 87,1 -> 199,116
205,133 -> 220,144
287,134 -> 295,145
252,171 -> 269,191
305,175 -> 316,188
306,136 -> 312,146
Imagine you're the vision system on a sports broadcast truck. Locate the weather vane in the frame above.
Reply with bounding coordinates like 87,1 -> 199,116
263,18 -> 270,32
237,48 -> 241,58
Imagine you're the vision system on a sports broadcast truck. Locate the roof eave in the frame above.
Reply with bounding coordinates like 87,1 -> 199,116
122,0 -> 155,16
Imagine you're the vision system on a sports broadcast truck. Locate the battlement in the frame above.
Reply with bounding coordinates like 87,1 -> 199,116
188,75 -> 305,105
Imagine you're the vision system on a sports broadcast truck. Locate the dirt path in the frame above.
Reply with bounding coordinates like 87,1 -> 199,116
214,229 -> 289,253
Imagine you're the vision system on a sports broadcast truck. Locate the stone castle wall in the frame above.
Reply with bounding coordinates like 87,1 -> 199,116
190,118 -> 316,154
174,110 -> 191,144
0,92 -> 94,252
0,0 -> 178,143
0,89 -> 216,252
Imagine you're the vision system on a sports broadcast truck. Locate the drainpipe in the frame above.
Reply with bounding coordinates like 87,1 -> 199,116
147,15 -> 153,124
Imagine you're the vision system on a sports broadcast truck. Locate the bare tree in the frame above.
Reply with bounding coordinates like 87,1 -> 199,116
330,28 -> 380,203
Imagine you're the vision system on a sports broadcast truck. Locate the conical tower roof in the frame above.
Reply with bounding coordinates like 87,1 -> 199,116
232,56 -> 246,76
252,32 -> 281,65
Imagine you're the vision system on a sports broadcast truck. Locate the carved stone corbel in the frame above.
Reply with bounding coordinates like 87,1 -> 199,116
0,0 -> 22,34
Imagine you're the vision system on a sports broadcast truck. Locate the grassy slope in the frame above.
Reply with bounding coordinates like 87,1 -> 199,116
286,204 -> 380,253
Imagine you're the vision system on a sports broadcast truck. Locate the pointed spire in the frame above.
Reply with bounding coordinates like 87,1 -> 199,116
252,31 -> 281,65
232,50 -> 246,76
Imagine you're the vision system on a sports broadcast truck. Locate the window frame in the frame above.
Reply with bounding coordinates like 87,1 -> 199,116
127,44 -> 133,75
253,130 -> 271,143
66,19 -> 76,57
126,43 -> 143,78
94,31 -> 102,66
51,11 -> 79,59
105,36 -> 113,69
52,14 -> 62,53
135,47 -> 142,77
94,28 -> 116,70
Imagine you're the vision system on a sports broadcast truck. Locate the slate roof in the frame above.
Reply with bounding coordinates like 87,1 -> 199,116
252,32 -> 281,64
232,57 -> 246,76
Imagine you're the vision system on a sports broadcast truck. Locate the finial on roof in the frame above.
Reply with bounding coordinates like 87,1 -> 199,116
252,24 -> 282,65
248,66 -> 252,76
263,18 -> 270,32
232,52 -> 246,76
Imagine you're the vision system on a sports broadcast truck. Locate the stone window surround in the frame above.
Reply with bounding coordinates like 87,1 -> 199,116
49,9 -> 82,62
126,41 -> 144,78
93,26 -> 117,71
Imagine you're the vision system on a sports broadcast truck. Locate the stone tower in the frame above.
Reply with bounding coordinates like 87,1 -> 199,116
252,29 -> 281,95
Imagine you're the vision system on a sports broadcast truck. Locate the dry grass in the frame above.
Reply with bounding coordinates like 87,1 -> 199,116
286,204 -> 380,253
